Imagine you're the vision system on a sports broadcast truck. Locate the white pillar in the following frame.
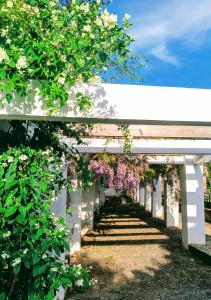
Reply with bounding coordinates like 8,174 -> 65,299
152,177 -> 163,218
180,157 -> 206,248
139,183 -> 145,206
136,186 -> 140,203
144,183 -> 152,212
100,187 -> 105,207
94,181 -> 100,211
164,183 -> 179,227
81,185 -> 95,234
67,187 -> 82,255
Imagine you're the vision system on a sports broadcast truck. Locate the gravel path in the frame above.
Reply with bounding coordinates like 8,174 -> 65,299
67,198 -> 211,300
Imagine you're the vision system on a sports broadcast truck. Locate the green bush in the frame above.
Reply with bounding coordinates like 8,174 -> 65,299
0,0 -> 134,110
0,147 -> 92,299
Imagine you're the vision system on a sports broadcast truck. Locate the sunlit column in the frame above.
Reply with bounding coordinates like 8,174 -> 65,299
164,183 -> 179,227
94,180 -> 100,211
67,180 -> 82,255
180,157 -> 206,248
144,183 -> 152,212
152,177 -> 163,218
139,182 -> 145,206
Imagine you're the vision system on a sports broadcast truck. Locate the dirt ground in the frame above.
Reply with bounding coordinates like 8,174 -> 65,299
67,198 -> 211,300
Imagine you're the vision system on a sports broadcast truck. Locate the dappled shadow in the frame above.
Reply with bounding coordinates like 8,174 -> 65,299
0,82 -> 117,121
67,198 -> 211,300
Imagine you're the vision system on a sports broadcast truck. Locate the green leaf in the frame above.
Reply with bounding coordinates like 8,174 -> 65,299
40,180 -> 47,192
32,253 -> 41,265
0,166 -> 4,177
13,264 -> 20,274
44,292 -> 54,300
33,264 -> 47,276
5,188 -> 18,206
16,214 -> 25,224
36,228 -> 44,238
24,260 -> 31,269
5,94 -> 12,104
50,278 -> 62,291
0,292 -> 6,300
5,206 -> 17,217
0,70 -> 6,79
34,277 -> 41,289
4,179 -> 18,190
19,206 -> 27,217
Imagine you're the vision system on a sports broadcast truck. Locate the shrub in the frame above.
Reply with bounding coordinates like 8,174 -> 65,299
0,147 -> 92,299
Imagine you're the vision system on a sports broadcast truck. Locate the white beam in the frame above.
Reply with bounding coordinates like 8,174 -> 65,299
148,156 -> 184,164
1,83 -> 211,125
69,138 -> 211,155
193,155 -> 211,164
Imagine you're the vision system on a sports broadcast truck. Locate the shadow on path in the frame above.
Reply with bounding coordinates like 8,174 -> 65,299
67,198 -> 211,300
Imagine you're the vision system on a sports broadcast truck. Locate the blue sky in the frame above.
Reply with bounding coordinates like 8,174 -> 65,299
107,0 -> 211,89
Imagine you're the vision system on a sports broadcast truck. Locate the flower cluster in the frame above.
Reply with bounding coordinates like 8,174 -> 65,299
89,154 -> 148,193
0,0 -> 134,110
89,159 -> 114,188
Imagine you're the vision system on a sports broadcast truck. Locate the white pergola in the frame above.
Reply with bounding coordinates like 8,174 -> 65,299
1,83 -> 211,252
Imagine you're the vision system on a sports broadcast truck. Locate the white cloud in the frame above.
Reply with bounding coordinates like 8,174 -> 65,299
150,44 -> 179,66
129,0 -> 211,65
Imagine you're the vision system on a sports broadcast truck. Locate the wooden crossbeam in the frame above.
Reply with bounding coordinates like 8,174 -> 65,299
87,124 -> 211,139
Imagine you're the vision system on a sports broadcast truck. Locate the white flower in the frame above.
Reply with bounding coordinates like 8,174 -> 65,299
79,3 -> 89,13
1,252 -> 10,259
23,249 -> 28,255
16,56 -> 27,69
11,258 -> 21,267
70,20 -> 77,29
58,77 -> 65,85
83,25 -> 91,33
61,55 -> 67,62
19,155 -> 28,161
0,47 -> 8,63
7,156 -> 14,163
3,231 -> 11,238
51,267 -> 58,272
124,13 -> 131,20
75,279 -> 83,287
88,75 -> 101,84
42,254 -> 47,259
7,0 -> 13,8
32,6 -> 39,13
1,29 -> 8,37
96,0 -> 101,4
95,17 -> 102,27
101,10 -> 117,28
